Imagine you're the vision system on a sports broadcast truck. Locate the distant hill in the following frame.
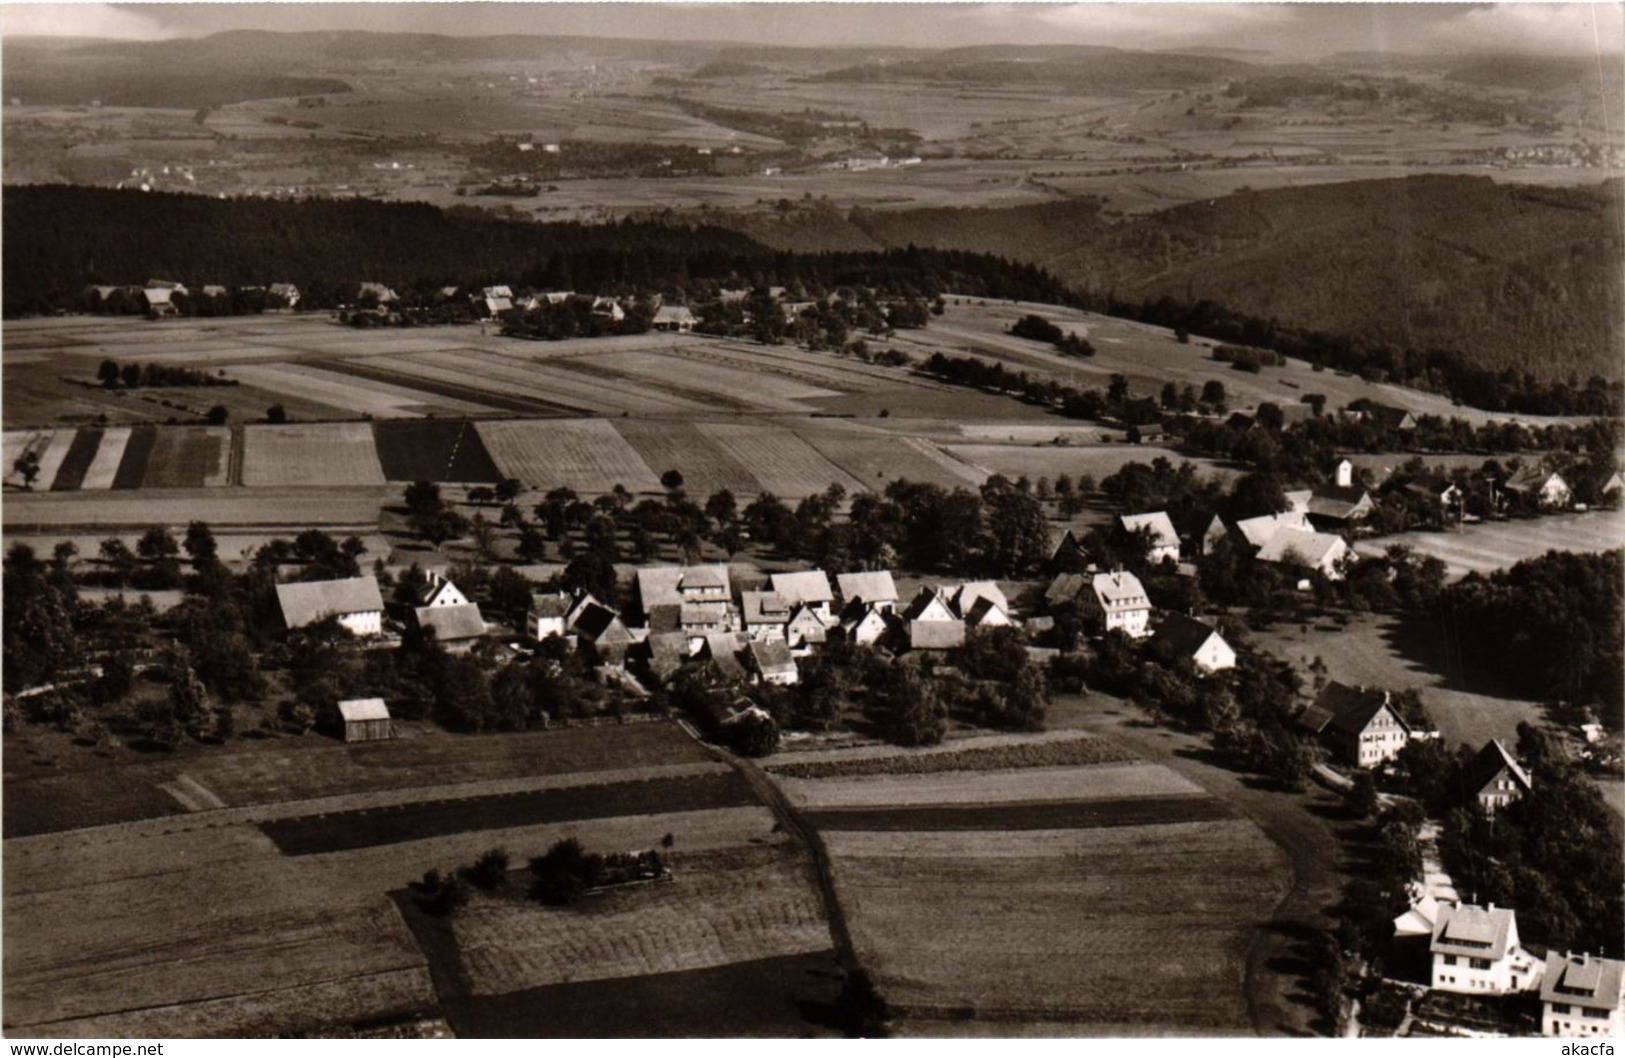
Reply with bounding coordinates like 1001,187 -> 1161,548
807,49 -> 1253,91
699,176 -> 1624,385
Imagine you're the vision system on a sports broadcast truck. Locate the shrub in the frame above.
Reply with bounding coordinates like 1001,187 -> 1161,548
460,847 -> 511,891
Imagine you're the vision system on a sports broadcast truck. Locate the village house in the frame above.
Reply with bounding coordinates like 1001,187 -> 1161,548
769,570 -> 835,621
740,590 -> 791,640
1046,528 -> 1091,572
1306,486 -> 1374,529
636,565 -> 733,636
700,632 -> 750,683
1430,902 -> 1544,996
275,575 -> 384,637
337,698 -> 393,743
1116,512 -> 1181,565
1297,681 -> 1411,768
747,638 -> 799,686
961,594 -> 1013,629
1404,475 -> 1466,525
947,581 -> 1009,623
1465,739 -> 1532,816
1043,571 -> 1091,610
418,571 -> 468,609
1150,613 -> 1236,674
1255,525 -> 1351,580
838,601 -> 889,646
651,305 -> 697,332
267,282 -> 301,308
897,586 -> 965,651
835,570 -> 899,613
1081,570 -> 1152,639
571,600 -> 635,665
785,604 -> 829,651
526,591 -> 573,640
1542,952 -> 1625,1037
1224,510 -> 1312,553
411,602 -> 486,653
636,631 -> 691,688
1351,401 -> 1417,431
357,282 -> 399,305
142,286 -> 179,317
591,296 -> 625,321
1502,465 -> 1572,510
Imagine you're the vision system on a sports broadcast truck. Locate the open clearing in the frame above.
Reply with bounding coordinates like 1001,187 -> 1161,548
1354,511 -> 1625,581
241,422 -> 385,487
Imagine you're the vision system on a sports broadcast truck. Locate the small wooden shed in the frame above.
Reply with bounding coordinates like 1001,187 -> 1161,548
337,698 -> 393,743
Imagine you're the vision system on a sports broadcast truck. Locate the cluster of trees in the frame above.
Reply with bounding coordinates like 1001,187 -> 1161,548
499,295 -> 655,341
95,359 -> 235,390
4,186 -> 1080,319
1119,293 -> 1623,418
1438,550 -> 1623,718
1210,342 -> 1285,373
915,352 -> 1168,425
1010,313 -> 1094,357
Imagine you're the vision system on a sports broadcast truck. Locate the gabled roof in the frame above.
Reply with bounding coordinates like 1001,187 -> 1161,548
909,618 -> 965,650
1306,485 -> 1372,521
1284,489 -> 1313,513
574,601 -> 632,644
653,305 -> 696,323
1235,510 -> 1309,549
902,586 -> 954,622
413,602 -> 486,642
1358,402 -> 1416,429
963,596 -> 1009,627
1117,512 -> 1179,550
1255,526 -> 1347,568
1091,571 -> 1148,612
951,580 -> 1008,618
1503,465 -> 1567,493
1045,572 -> 1090,608
748,637 -> 797,676
1298,681 -> 1402,738
337,698 -> 390,722
840,599 -> 888,632
770,570 -> 834,606
702,632 -> 749,681
276,576 -> 384,629
741,590 -> 791,626
836,570 -> 898,605
1431,902 -> 1515,961
529,592 -> 573,619
1465,739 -> 1532,797
1152,613 -> 1224,658
637,565 -> 731,610
1542,952 -> 1625,1012
680,601 -> 728,627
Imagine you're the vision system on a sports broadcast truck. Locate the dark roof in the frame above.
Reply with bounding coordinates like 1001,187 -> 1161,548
276,576 -> 384,629
702,633 -> 749,681
574,602 -> 632,644
902,586 -> 951,622
963,596 -> 1007,627
529,592 -> 573,619
641,631 -> 690,681
748,637 -> 797,676
836,570 -> 898,604
770,570 -> 834,605
1359,402 -> 1416,429
1465,739 -> 1532,798
645,603 -> 682,635
1152,613 -> 1222,658
1045,572 -> 1090,608
1298,681 -> 1403,737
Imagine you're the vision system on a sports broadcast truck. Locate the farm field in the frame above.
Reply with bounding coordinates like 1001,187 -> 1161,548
241,422 -> 385,487
941,441 -> 1234,484
224,363 -> 488,419
775,732 -> 1289,1031
696,421 -> 868,495
372,419 -> 502,484
1353,511 -> 1625,581
1,486 -> 392,531
475,418 -> 663,493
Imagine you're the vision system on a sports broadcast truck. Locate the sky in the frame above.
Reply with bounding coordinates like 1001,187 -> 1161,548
2,1 -> 1621,59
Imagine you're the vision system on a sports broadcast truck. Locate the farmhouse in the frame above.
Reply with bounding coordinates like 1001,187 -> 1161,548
1542,952 -> 1625,1037
947,581 -> 1009,622
1430,902 -> 1543,996
1044,571 -> 1091,610
1231,510 -> 1311,551
962,595 -> 1013,629
1502,465 -> 1572,510
747,638 -> 799,686
1082,570 -> 1152,639
417,571 -> 468,609
1306,485 -> 1374,528
572,601 -> 636,664
1151,613 -> 1236,674
740,591 -> 791,640
785,604 -> 829,650
1404,476 -> 1466,523
412,602 -> 486,652
700,632 -> 750,683
839,601 -> 889,646
637,631 -> 691,687
337,698 -> 393,743
637,565 -> 733,633
651,305 -> 697,332
275,575 -> 384,636
836,570 -> 899,612
527,591 -> 573,640
357,282 -> 399,305
1047,528 -> 1091,571
1297,681 -> 1410,768
1116,512 -> 1181,565
900,587 -> 965,650
1255,526 -> 1350,580
267,282 -> 300,308
1351,401 -> 1417,431
1465,739 -> 1532,816
769,570 -> 835,620
142,286 -> 178,317
591,296 -> 625,321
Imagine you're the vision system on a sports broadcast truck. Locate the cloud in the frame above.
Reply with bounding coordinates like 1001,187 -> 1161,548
0,3 -> 170,39
1422,3 -> 1625,56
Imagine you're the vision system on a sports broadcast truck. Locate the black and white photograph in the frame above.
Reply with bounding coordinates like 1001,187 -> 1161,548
1,0 -> 1621,1042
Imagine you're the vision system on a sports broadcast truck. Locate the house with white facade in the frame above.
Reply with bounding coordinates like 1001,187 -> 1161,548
1430,902 -> 1543,996
1297,681 -> 1411,768
769,570 -> 835,621
1465,739 -> 1532,816
275,576 -> 384,637
1082,570 -> 1152,639
1255,525 -> 1351,580
527,592 -> 573,641
1150,613 -> 1236,674
1542,952 -> 1625,1037
1116,512 -> 1181,565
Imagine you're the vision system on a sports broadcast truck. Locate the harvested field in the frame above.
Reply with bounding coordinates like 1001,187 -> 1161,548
804,430 -> 983,490
139,426 -> 231,488
3,767 -> 188,839
48,427 -> 102,491
372,419 -> 502,483
779,762 -> 1203,809
546,357 -> 760,414
1354,512 -> 1625,581
769,735 -> 1135,778
601,351 -> 841,411
313,358 -> 558,416
475,418 -> 663,493
614,419 -> 758,495
942,442 -> 1234,484
225,363 -> 474,420
2,486 -> 391,531
828,819 -> 1285,1027
109,424 -> 156,489
440,951 -> 841,1038
697,422 -> 865,496
448,843 -> 829,995
802,795 -> 1230,832
241,422 -> 385,487
260,772 -> 758,855
77,426 -> 131,490
4,428 -> 76,490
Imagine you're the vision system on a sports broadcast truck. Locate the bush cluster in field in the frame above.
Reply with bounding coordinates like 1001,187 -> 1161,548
768,736 -> 1133,780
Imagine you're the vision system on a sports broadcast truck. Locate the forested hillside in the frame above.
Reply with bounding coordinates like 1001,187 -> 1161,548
0,186 -> 1079,314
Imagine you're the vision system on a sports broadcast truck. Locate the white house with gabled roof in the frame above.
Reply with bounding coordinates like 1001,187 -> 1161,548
1430,902 -> 1543,996
1542,952 -> 1625,1037
1083,570 -> 1151,638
